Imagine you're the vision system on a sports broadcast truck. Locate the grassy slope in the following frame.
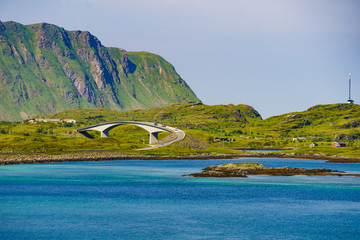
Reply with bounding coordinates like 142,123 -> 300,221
126,51 -> 200,107
0,102 -> 259,154
51,103 -> 360,157
0,122 -> 150,152
248,103 -> 360,139
0,21 -> 200,120
41,102 -> 262,128
237,103 -> 360,157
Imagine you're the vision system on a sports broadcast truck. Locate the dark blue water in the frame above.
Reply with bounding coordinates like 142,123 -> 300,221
1,158 -> 360,240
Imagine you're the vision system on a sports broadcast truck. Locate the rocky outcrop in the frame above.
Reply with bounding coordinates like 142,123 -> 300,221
183,162 -> 360,178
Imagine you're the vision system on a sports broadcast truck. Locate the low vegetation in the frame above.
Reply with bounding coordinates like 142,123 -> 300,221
0,103 -> 359,159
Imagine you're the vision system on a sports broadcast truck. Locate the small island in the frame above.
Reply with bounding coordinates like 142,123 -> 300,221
183,162 -> 360,178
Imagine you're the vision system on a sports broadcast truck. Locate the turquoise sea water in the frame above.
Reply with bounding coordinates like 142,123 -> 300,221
1,158 -> 360,240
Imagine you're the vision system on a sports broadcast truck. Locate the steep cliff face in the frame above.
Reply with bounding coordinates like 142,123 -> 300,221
0,21 -> 200,120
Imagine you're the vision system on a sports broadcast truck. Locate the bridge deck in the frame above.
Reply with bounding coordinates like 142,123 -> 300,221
76,120 -> 185,147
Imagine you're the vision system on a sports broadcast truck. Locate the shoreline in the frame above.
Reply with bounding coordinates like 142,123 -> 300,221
0,151 -> 359,165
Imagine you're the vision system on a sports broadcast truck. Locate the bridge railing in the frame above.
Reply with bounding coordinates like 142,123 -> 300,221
77,120 -> 172,133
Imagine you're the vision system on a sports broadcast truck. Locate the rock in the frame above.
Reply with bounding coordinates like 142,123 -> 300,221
183,162 -> 360,178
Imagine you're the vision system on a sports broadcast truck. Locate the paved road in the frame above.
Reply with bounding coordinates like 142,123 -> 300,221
137,127 -> 186,150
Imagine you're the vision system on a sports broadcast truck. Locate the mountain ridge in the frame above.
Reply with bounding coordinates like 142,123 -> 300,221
0,21 -> 200,120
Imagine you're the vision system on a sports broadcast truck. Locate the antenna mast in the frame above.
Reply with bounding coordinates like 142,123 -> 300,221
349,74 -> 351,100
347,73 -> 354,104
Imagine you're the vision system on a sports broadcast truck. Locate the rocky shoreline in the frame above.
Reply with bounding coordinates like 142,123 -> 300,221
0,151 -> 359,165
183,162 -> 360,178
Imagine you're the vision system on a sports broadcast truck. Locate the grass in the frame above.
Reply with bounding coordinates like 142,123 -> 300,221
222,162 -> 264,168
0,122 -> 149,153
0,103 -> 359,158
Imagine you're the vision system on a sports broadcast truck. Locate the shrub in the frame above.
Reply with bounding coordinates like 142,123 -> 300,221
63,122 -> 74,128
207,136 -> 214,143
32,137 -> 44,142
231,130 -> 243,135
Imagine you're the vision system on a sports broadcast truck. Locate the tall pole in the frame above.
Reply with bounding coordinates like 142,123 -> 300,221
348,73 -> 354,104
349,73 -> 351,101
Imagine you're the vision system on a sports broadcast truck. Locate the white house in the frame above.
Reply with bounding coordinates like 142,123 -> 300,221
38,119 -> 61,123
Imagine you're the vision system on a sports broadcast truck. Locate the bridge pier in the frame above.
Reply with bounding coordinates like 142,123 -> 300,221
101,129 -> 110,137
149,132 -> 159,145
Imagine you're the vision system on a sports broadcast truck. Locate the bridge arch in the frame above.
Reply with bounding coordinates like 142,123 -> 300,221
77,121 -> 177,145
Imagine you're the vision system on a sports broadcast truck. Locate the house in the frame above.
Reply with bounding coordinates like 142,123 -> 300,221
332,142 -> 346,147
61,119 -> 76,123
309,142 -> 318,148
36,119 -> 60,123
28,118 -> 61,123
44,119 -> 61,123
293,137 -> 307,141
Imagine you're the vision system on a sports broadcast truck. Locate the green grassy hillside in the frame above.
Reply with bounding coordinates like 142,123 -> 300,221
249,103 -> 360,140
0,102 -> 260,153
41,102 -> 360,144
0,103 -> 359,158
0,21 -> 200,121
41,102 -> 262,129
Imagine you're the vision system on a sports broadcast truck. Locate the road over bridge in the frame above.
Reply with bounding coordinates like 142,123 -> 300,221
77,121 -> 185,146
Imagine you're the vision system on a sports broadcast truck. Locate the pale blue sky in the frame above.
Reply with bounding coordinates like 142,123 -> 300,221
1,0 -> 359,118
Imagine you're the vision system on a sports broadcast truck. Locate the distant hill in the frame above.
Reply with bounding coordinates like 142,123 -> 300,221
251,103 -> 360,140
0,21 -> 200,120
40,102 -> 263,129
41,102 -> 360,142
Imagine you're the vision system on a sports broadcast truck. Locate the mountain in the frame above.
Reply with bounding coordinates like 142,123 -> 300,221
0,21 -> 200,120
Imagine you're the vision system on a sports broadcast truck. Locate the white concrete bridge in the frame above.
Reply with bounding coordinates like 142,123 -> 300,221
77,121 -> 185,145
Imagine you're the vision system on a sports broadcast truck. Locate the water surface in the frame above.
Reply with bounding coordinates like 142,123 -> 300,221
1,158 -> 360,239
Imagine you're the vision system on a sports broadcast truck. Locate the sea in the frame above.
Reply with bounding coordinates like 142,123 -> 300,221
1,158 -> 360,240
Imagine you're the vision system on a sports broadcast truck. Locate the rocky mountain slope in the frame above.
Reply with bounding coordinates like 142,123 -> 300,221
0,21 -> 200,120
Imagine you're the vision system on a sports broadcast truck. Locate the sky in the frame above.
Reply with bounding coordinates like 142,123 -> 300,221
1,0 -> 359,118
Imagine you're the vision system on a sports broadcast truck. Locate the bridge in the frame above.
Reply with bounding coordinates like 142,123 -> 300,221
76,121 -> 185,146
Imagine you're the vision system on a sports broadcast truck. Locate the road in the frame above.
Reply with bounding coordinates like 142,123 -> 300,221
137,127 -> 186,150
